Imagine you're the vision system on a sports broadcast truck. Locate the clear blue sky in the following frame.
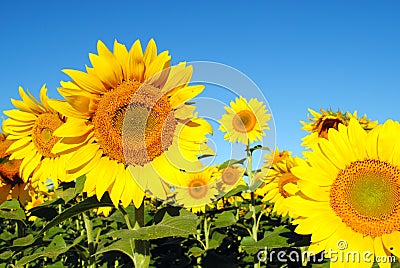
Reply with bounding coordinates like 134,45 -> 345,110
1,1 -> 399,158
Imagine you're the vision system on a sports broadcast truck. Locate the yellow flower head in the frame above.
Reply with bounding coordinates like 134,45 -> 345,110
217,165 -> 246,192
256,149 -> 299,218
174,166 -> 220,213
49,39 -> 213,208
219,97 -> 271,144
2,86 -> 67,187
301,108 -> 377,149
287,119 -> 400,266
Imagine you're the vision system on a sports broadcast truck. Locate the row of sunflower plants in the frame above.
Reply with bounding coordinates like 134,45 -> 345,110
0,38 -> 399,268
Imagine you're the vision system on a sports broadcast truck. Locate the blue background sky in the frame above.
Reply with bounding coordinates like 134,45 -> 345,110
1,1 -> 399,158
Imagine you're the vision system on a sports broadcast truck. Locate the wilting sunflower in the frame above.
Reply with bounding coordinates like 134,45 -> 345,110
256,149 -> 299,217
286,119 -> 400,267
301,108 -> 377,149
174,166 -> 220,213
2,85 -> 66,187
219,97 -> 271,144
49,39 -> 213,208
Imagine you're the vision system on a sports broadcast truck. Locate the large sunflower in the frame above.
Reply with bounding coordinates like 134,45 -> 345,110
301,108 -> 377,149
219,97 -> 271,144
2,86 -> 66,187
50,39 -> 213,208
286,119 -> 400,267
256,149 -> 299,218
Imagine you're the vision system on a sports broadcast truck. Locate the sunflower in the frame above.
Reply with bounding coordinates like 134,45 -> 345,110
286,119 -> 400,267
256,149 -> 299,218
217,165 -> 246,192
0,132 -> 50,209
174,166 -> 220,213
49,39 -> 213,208
301,108 -> 377,149
219,97 -> 271,144
2,85 -> 66,188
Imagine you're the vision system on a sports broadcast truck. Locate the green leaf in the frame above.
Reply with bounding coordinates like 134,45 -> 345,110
209,232 -> 226,250
249,145 -> 270,154
15,235 -> 78,267
222,184 -> 249,199
0,251 -> 12,260
74,175 -> 86,195
0,199 -> 20,210
240,226 -> 293,254
13,234 -> 35,247
37,195 -> 113,237
96,239 -> 135,262
218,158 -> 246,170
189,246 -> 204,257
212,211 -> 236,229
0,199 -> 26,221
55,187 -> 76,203
111,210 -> 197,240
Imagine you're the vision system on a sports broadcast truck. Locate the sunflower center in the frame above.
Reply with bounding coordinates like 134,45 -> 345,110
93,80 -> 177,166
330,159 -> 400,237
278,173 -> 299,198
0,159 -> 23,186
232,110 -> 257,133
188,178 -> 208,199
32,113 -> 63,158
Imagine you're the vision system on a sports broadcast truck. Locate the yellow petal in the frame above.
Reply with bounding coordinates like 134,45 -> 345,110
145,51 -> 170,79
53,120 -> 93,138
382,231 -> 400,258
143,38 -> 157,68
113,40 -> 129,80
95,159 -> 117,201
6,136 -> 32,153
110,166 -> 126,207
66,143 -> 100,170
128,40 -> 144,81
169,85 -> 204,108
62,69 -> 106,94
22,151 -> 42,181
47,99 -> 88,119
4,109 -> 37,122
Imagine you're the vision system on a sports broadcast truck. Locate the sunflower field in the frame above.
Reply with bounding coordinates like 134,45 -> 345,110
0,39 -> 399,268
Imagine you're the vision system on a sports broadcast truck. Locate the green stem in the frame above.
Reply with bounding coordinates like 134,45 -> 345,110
118,205 -> 134,230
246,142 -> 260,268
133,202 -> 150,268
83,212 -> 96,268
203,216 -> 210,250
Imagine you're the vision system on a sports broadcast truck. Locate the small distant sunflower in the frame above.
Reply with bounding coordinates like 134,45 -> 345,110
50,39 -> 213,208
256,149 -> 299,217
219,97 -> 271,144
174,166 -> 220,213
301,108 -> 377,149
287,119 -> 400,267
2,85 -> 66,186
217,165 -> 246,192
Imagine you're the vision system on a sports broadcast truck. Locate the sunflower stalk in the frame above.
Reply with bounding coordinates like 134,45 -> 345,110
132,202 -> 150,268
246,142 -> 261,268
83,212 -> 96,268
